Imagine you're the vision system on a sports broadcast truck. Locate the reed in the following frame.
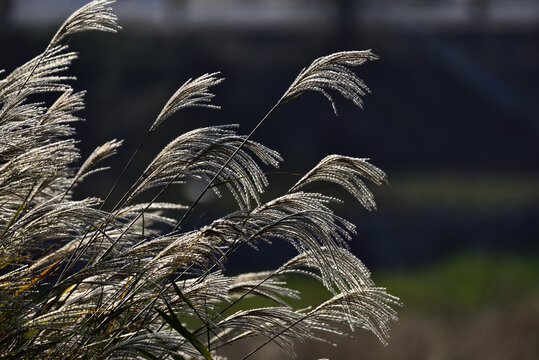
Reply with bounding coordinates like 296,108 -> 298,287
0,1 -> 399,358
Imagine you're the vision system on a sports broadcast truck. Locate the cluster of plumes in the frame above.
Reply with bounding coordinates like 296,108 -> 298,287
0,1 -> 399,359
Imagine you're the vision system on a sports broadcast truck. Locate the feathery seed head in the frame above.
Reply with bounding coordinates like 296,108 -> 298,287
51,0 -> 121,46
151,72 -> 225,132
282,50 -> 379,114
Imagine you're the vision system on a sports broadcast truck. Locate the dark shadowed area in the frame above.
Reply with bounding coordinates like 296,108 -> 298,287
1,0 -> 538,358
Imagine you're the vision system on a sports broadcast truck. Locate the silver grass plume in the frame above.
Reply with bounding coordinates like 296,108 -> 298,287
39,89 -> 86,125
289,155 -> 388,210
50,0 -> 121,46
73,139 -> 124,185
214,306 -> 312,357
281,50 -> 379,114
151,72 -> 224,132
129,125 -> 282,209
278,247 -> 375,295
308,288 -> 400,345
0,45 -> 77,99
226,192 -> 355,253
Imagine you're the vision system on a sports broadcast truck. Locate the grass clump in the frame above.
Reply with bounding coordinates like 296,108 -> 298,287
0,1 -> 399,359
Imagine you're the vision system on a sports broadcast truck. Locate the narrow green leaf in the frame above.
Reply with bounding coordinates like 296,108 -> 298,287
156,298 -> 213,360
0,184 -> 34,239
141,213 -> 145,240
170,279 -> 225,345
171,280 -> 197,312
170,353 -> 187,360
137,349 -> 159,360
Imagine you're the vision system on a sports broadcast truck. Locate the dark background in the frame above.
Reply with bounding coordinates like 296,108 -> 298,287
1,0 -> 538,358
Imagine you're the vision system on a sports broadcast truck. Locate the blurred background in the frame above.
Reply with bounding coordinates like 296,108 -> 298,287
1,0 -> 538,358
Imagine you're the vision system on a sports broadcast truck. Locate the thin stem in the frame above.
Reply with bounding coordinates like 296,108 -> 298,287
100,131 -> 152,211
14,43 -> 52,99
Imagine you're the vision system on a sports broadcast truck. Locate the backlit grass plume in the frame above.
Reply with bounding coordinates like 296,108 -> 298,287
0,1 -> 399,359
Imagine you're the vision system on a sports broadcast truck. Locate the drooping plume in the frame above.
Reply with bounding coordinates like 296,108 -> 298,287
50,0 -> 121,46
289,155 -> 387,210
151,72 -> 224,132
281,50 -> 378,114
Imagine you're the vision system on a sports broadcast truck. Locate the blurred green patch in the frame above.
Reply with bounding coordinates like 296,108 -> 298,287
374,252 -> 539,311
